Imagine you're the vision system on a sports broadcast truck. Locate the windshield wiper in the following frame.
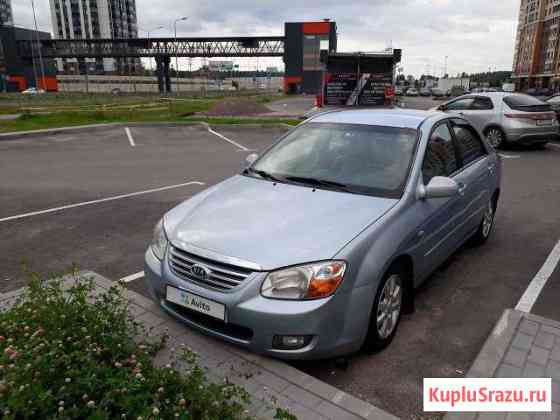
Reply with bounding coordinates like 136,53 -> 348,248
283,176 -> 351,192
243,168 -> 282,182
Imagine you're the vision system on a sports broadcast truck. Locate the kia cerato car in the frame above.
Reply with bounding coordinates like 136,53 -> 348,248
144,109 -> 501,360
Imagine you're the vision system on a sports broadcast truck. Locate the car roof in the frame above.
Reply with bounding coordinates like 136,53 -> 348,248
310,108 -> 437,129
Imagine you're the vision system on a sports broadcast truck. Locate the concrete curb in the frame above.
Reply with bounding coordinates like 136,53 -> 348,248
0,123 -> 124,140
0,121 -> 297,141
0,271 -> 398,420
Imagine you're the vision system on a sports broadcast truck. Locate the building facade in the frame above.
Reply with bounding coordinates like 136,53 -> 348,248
48,0 -> 139,74
284,20 -> 338,94
0,0 -> 13,27
513,0 -> 560,90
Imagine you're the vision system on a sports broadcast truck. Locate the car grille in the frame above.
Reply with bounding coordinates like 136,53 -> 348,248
169,246 -> 254,291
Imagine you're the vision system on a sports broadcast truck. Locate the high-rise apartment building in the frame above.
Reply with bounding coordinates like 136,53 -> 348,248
0,0 -> 13,27
49,0 -> 139,73
512,0 -> 560,90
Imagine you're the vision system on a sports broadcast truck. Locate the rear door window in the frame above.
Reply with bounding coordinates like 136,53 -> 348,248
503,94 -> 551,112
422,123 -> 459,184
450,121 -> 487,165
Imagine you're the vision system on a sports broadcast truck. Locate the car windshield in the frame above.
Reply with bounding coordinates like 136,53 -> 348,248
248,122 -> 419,198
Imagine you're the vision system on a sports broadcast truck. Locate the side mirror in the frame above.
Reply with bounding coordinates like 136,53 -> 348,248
437,105 -> 447,111
245,153 -> 258,166
420,176 -> 459,199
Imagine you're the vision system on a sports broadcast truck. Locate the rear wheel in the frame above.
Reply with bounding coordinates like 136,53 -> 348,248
363,268 -> 405,352
471,198 -> 496,245
486,128 -> 506,149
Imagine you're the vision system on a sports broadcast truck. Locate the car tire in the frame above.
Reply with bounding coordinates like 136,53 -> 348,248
470,197 -> 497,246
362,267 -> 405,352
485,128 -> 506,149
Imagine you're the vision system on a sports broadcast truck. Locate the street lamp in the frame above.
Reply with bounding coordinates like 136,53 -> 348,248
31,0 -> 45,90
173,16 -> 188,93
141,25 -> 164,73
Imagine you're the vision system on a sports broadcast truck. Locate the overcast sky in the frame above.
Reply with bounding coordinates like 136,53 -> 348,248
13,0 -> 519,76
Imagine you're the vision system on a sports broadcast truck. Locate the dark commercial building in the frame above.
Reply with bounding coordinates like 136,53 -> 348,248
0,26 -> 58,92
284,20 -> 338,94
322,50 -> 402,106
0,0 -> 13,27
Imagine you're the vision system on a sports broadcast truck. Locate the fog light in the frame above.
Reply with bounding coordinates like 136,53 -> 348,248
272,335 -> 312,350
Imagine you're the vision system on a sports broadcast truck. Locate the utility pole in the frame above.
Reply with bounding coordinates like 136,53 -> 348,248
173,17 -> 188,94
444,55 -> 448,77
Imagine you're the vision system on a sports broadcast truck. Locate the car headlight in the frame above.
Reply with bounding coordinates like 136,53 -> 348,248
261,261 -> 346,300
150,219 -> 168,260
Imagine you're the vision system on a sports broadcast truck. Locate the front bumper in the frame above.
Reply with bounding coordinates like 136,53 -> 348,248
144,248 -> 371,360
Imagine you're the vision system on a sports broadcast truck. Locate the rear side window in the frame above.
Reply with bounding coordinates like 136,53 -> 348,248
422,124 -> 459,184
503,95 -> 551,112
446,98 -> 475,111
471,97 -> 494,110
451,121 -> 487,165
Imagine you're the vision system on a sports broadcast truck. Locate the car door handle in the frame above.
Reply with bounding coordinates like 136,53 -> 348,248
458,182 -> 467,195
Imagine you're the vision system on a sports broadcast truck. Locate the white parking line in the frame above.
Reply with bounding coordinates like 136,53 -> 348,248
125,127 -> 136,147
120,271 -> 145,283
207,127 -> 250,151
515,239 -> 560,313
0,181 -> 204,223
499,153 -> 521,159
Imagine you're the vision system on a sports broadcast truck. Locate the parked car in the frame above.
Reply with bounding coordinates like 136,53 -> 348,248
434,92 -> 558,148
420,88 -> 431,97
431,88 -> 446,98
449,86 -> 469,97
526,88 -> 538,96
537,87 -> 553,97
21,87 -> 45,95
145,109 -> 502,360
406,88 -> 419,97
545,94 -> 560,121
524,87 -> 552,97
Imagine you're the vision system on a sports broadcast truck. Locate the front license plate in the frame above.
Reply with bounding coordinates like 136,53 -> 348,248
537,119 -> 553,126
166,286 -> 225,321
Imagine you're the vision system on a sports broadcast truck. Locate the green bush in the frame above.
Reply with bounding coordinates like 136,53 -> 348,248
0,273 -> 255,419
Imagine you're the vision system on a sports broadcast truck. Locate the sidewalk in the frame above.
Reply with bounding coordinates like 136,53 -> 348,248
0,271 -> 398,420
446,309 -> 560,420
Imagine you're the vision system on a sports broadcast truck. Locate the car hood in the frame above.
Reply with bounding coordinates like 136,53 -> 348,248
164,175 -> 397,270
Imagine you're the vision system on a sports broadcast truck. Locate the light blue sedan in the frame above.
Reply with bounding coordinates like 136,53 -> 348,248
145,109 -> 501,359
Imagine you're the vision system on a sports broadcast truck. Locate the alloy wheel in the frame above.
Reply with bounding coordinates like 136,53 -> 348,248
376,274 -> 403,339
482,201 -> 495,238
486,129 -> 504,149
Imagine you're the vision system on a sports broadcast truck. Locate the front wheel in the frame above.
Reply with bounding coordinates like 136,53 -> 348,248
486,128 -> 506,149
471,199 -> 496,245
363,270 -> 404,352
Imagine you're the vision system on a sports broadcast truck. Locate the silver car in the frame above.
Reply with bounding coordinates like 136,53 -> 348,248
144,109 -> 501,360
436,92 -> 559,148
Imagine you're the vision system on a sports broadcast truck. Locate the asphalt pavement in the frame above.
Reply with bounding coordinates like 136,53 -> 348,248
1,101 -> 559,418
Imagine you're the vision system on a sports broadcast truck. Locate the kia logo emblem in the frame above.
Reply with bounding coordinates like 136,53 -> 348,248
191,264 -> 211,281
